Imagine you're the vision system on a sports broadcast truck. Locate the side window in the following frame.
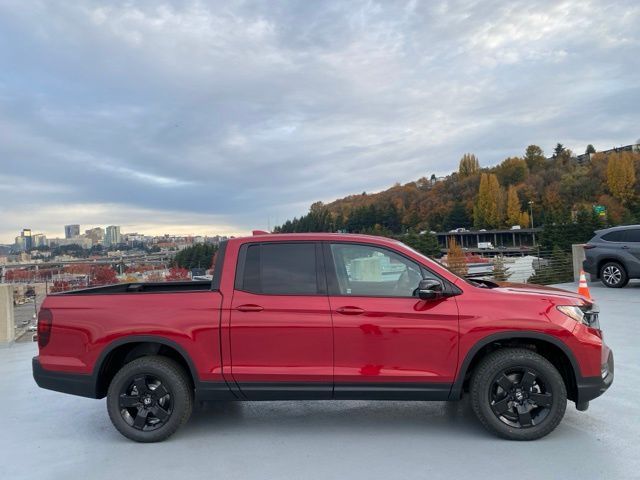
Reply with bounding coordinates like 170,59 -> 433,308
329,244 -> 426,297
239,243 -> 319,295
602,231 -> 626,242
625,229 -> 640,243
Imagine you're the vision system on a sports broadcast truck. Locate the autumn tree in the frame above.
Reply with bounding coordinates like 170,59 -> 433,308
607,152 -> 636,204
492,255 -> 511,282
166,267 -> 190,281
506,186 -> 521,226
458,153 -> 480,177
474,173 -> 503,228
446,237 -> 468,277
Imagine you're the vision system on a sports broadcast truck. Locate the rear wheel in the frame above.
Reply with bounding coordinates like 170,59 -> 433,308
600,261 -> 628,288
107,356 -> 193,442
470,349 -> 567,440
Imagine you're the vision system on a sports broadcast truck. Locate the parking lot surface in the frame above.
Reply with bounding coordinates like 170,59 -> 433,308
1,281 -> 638,480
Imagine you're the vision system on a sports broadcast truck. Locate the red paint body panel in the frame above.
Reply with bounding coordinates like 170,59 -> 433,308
36,232 -> 610,398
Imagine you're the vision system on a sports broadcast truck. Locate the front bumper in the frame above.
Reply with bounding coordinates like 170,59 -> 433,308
575,350 -> 614,404
32,357 -> 98,399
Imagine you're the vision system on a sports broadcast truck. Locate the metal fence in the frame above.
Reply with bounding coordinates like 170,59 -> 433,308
457,248 -> 574,285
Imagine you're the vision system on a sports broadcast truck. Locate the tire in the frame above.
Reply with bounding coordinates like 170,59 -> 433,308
107,356 -> 193,442
470,348 -> 567,441
599,261 -> 628,288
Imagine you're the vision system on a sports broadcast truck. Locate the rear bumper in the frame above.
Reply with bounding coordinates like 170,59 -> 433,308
576,350 -> 614,403
32,357 -> 98,399
582,257 -> 597,276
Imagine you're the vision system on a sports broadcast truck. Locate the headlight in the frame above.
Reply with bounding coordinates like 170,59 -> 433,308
557,304 -> 600,329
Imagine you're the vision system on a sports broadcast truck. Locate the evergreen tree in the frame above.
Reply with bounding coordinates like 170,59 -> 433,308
585,144 -> 596,154
458,153 -> 480,177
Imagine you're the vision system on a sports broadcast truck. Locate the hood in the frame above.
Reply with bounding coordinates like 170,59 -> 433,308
493,281 -> 589,303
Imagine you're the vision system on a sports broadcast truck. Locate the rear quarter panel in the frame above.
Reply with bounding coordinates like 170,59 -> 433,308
38,291 -> 224,383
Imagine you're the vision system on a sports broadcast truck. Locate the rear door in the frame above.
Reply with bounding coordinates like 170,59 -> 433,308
229,241 -> 333,399
325,242 -> 459,399
623,228 -> 640,272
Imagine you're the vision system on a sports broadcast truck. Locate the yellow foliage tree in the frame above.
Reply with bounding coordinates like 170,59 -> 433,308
506,186 -> 521,226
519,211 -> 530,228
446,236 -> 468,277
607,152 -> 636,204
474,173 -> 503,228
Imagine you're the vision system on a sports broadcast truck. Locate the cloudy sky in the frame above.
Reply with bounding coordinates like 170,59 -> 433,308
1,0 -> 639,243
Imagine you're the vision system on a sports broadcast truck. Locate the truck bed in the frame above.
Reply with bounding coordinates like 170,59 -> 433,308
54,280 -> 213,295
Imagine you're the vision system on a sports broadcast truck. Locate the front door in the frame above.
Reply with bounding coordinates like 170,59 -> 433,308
326,242 -> 459,399
230,241 -> 333,399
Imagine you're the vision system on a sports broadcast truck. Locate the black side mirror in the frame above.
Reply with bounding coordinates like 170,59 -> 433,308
416,278 -> 443,301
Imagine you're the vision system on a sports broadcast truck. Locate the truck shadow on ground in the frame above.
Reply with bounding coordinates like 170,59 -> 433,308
181,397 -> 489,439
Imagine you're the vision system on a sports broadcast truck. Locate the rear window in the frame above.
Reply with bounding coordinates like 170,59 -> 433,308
625,229 -> 640,242
238,243 -> 320,295
601,231 -> 626,242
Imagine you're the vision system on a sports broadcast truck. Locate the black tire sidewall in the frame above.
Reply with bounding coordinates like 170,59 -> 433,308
107,356 -> 193,442
471,349 -> 567,441
600,262 -> 628,288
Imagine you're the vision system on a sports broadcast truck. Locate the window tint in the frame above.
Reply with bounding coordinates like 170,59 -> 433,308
330,244 -> 425,297
625,229 -> 640,243
240,243 -> 319,295
602,231 -> 626,242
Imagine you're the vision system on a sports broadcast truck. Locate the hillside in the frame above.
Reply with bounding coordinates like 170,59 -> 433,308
275,144 -> 640,238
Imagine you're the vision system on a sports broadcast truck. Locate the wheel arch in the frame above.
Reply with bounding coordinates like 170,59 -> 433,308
94,336 -> 199,398
596,257 -> 626,278
449,331 -> 580,402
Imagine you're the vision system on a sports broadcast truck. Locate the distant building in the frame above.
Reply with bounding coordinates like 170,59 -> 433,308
13,229 -> 33,252
64,224 -> 80,239
105,226 -> 122,247
84,227 -> 105,244
32,234 -> 47,248
574,143 -> 639,165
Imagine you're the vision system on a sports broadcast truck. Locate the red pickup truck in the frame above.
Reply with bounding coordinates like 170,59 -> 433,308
33,232 -> 613,442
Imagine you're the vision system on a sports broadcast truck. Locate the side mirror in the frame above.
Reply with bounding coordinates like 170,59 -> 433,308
416,279 -> 443,301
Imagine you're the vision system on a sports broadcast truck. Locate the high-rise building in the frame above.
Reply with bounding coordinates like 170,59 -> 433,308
32,234 -> 47,248
65,224 -> 80,239
104,226 -> 122,247
21,229 -> 32,250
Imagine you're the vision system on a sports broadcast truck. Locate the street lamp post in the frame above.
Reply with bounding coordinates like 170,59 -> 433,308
528,201 -> 536,246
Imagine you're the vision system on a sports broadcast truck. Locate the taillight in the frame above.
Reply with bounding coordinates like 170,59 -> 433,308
37,308 -> 53,348
583,244 -> 596,250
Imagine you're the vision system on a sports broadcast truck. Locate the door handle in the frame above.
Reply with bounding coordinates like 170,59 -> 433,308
336,306 -> 365,315
236,304 -> 264,312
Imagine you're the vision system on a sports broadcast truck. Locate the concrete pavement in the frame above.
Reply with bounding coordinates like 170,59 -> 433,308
0,281 -> 638,480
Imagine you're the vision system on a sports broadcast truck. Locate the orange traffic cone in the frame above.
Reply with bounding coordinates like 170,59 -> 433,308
578,270 -> 592,300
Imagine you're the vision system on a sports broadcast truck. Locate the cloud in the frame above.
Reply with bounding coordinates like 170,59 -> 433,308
0,0 -> 639,242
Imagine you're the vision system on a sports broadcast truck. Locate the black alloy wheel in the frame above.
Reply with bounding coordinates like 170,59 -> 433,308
107,356 -> 193,442
489,367 -> 553,428
119,374 -> 173,431
470,348 -> 567,440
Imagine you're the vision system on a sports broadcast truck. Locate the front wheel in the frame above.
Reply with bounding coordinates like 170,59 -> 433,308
107,356 -> 193,442
470,349 -> 567,440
